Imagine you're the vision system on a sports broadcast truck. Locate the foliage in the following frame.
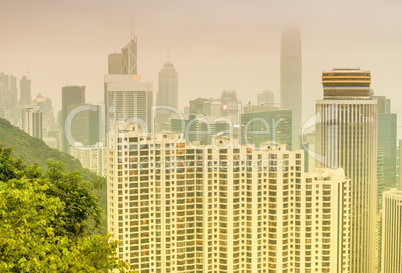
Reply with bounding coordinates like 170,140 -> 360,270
0,145 -> 130,272
0,118 -> 107,227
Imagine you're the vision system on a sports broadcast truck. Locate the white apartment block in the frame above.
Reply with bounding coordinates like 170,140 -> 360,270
70,142 -> 106,177
107,123 -> 350,273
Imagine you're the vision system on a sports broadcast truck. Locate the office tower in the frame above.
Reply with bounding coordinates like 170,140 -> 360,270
71,104 -> 100,146
104,75 -> 153,134
21,106 -> 42,138
107,123 -> 350,273
0,73 -> 18,124
316,68 -> 377,273
374,96 -> 397,187
156,60 -> 178,109
61,85 -> 85,152
108,53 -> 122,74
20,76 -> 32,106
155,59 -> 178,130
381,189 -> 402,273
280,27 -> 302,148
33,93 -> 56,137
122,36 -> 137,75
257,89 -> 274,105
241,108 -> 292,150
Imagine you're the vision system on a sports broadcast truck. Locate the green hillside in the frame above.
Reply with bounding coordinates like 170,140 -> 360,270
0,118 -> 107,227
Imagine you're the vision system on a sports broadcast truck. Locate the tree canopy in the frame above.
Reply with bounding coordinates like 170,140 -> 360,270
0,144 -> 129,272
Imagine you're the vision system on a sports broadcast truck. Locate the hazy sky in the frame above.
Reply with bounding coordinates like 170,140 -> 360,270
1,0 -> 402,124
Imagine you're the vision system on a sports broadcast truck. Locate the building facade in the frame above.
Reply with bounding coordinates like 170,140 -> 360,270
316,68 -> 377,273
21,106 -> 42,138
280,27 -> 302,148
107,123 -> 350,273
381,189 -> 402,273
70,142 -> 106,177
104,75 -> 153,133
20,76 -> 32,106
61,85 -> 86,152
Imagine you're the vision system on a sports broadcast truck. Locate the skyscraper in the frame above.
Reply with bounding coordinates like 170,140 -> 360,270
156,60 -> 178,109
21,106 -> 42,138
374,96 -> 397,188
107,123 -> 350,273
257,89 -> 274,105
381,189 -> 402,273
155,59 -> 178,130
121,36 -> 137,75
61,85 -> 85,152
280,27 -> 302,148
0,73 -> 18,123
20,76 -> 32,106
104,75 -> 153,133
316,68 -> 377,273
108,53 -> 122,74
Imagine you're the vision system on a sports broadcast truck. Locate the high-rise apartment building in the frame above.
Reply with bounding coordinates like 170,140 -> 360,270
61,85 -> 86,152
107,123 -> 350,273
280,27 -> 302,148
20,76 -> 32,106
21,106 -> 42,138
70,142 -> 106,177
381,189 -> 402,273
316,68 -> 377,273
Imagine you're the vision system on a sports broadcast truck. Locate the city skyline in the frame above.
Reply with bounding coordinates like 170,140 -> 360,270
1,0 -> 402,128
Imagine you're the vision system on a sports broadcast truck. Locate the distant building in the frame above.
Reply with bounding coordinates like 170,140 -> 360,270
71,104 -> 100,146
0,73 -> 18,124
104,75 -> 153,133
257,89 -> 274,105
108,53 -> 122,74
374,96 -> 397,188
241,108 -> 292,150
61,85 -> 85,152
156,59 -> 178,130
280,27 -> 302,148
21,106 -> 42,138
105,35 -> 153,137
20,76 -> 32,106
70,142 -> 106,177
121,37 -> 137,75
33,93 -> 56,137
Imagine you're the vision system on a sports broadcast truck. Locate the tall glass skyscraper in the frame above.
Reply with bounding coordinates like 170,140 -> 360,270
280,27 -> 302,149
316,68 -> 377,273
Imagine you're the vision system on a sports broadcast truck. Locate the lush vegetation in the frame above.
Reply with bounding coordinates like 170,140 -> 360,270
0,118 -> 97,181
0,118 -> 107,226
0,144 -> 129,272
